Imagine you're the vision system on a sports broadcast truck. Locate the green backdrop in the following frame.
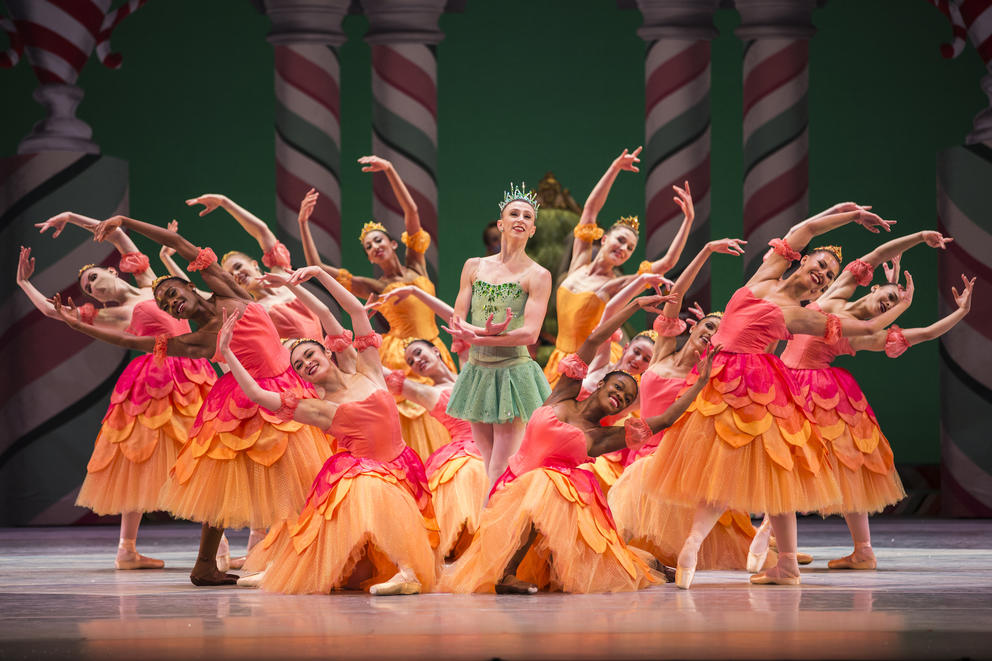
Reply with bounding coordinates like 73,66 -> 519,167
2,0 -> 986,464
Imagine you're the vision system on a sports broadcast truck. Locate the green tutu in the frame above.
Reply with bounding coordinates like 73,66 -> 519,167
446,359 -> 551,424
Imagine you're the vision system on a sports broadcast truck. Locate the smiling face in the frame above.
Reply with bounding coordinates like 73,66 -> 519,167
78,266 -> 120,303
154,278 -> 198,319
362,230 -> 398,266
796,251 -> 841,299
497,201 -> 537,240
404,340 -> 441,377
222,252 -> 263,292
593,372 -> 639,415
686,315 -> 721,354
290,341 -> 334,383
864,283 -> 901,318
601,225 -> 638,267
617,336 -> 654,376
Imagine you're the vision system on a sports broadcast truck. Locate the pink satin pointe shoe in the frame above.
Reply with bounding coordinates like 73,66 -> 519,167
115,552 -> 165,570
228,556 -> 247,570
749,552 -> 801,586
747,518 -> 772,573
828,543 -> 877,570
369,568 -> 421,596
675,534 -> 703,590
237,571 -> 265,588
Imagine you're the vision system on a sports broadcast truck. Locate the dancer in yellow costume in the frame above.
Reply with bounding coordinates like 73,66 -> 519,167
545,147 -> 695,387
297,157 -> 455,460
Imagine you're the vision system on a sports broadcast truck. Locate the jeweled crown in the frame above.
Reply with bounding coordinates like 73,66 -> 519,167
635,329 -> 658,342
613,215 -> 640,234
289,337 -> 325,352
360,221 -> 388,243
704,310 -> 724,319
498,182 -> 539,213
813,245 -> 843,263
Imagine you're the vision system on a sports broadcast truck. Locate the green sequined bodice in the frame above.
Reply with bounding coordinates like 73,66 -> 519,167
468,280 -> 529,365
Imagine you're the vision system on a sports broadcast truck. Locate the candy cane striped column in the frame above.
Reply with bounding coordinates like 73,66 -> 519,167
0,152 -> 130,525
736,1 -> 815,278
937,147 -> 992,516
363,0 -> 445,278
638,1 -> 718,312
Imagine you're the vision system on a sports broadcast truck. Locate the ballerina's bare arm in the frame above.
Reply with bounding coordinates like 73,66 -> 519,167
371,283 -> 454,324
849,274 -> 974,352
185,193 -> 280,256
93,215 -> 250,301
821,231 -> 951,303
384,369 -> 442,411
359,155 -> 426,275
217,310 -> 337,429
642,182 -> 696,276
447,266 -> 552,348
570,147 -> 642,271
784,272 -> 914,338
288,266 -> 384,386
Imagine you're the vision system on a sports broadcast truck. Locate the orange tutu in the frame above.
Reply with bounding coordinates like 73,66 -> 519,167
159,368 -> 332,529
246,447 -> 439,594
439,466 -> 661,593
75,355 -> 215,515
609,457 -> 775,570
639,352 -> 842,515
792,366 -> 906,515
582,451 -> 627,496
426,441 -> 487,561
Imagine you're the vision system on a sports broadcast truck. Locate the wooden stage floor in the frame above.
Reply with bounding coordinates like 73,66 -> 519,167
0,518 -> 990,660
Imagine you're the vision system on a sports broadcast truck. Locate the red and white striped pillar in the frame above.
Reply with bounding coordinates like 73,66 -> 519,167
735,0 -> 816,278
362,0 -> 446,278
637,0 -> 719,312
264,0 -> 350,267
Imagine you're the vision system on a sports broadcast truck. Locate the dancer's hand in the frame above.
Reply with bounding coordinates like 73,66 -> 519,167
613,147 -> 642,173
17,246 -> 35,282
160,221 -> 180,258
638,272 -> 673,292
922,231 -> 953,249
479,308 -> 513,336
685,301 -> 706,327
375,285 -> 415,307
185,194 -> 226,217
259,271 -> 292,288
673,180 -> 693,222
50,293 -> 80,326
34,212 -> 73,238
898,271 -> 915,304
358,155 -> 392,173
952,274 -> 976,313
286,266 -> 323,286
854,209 -> 896,234
635,290 -> 679,315
827,202 -> 870,215
297,188 -> 319,226
441,315 -> 479,344
708,238 -> 746,256
217,308 -> 242,356
93,216 -> 125,242
882,254 -> 900,284
695,343 -> 722,381
384,369 -> 406,395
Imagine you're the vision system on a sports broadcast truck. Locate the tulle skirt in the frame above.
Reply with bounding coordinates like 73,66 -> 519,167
439,465 -> 661,593
159,367 -> 332,529
426,438 -> 487,560
790,366 -> 906,515
76,355 -> 215,515
636,352 -> 841,515
245,446 -> 439,594
447,359 -> 551,424
582,450 -> 628,496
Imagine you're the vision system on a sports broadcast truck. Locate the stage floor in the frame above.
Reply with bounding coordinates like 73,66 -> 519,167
0,518 -> 990,660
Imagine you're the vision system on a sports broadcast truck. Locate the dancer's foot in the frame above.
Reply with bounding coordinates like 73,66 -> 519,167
237,571 -> 265,588
750,552 -> 801,585
229,556 -> 247,570
495,574 -> 538,595
675,533 -> 703,590
369,568 -> 421,596
747,518 -> 772,573
189,568 -> 239,586
828,543 -> 876,570
768,536 -> 813,567
115,550 -> 165,570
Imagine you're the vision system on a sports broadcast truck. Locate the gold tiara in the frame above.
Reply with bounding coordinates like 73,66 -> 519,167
704,310 -> 723,319
613,215 -> 640,234
289,337 -> 325,352
360,221 -> 388,243
634,329 -> 658,342
402,337 -> 430,350
152,274 -> 184,292
77,263 -> 98,278
812,245 -> 843,263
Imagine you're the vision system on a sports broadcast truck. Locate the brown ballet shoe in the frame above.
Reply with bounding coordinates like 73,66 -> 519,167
827,553 -> 877,570
796,552 -> 814,565
189,570 -> 239,586
115,553 -> 165,570
495,574 -> 538,595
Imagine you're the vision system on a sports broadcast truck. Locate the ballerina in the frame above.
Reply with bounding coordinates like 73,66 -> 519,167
50,213 -> 331,585
544,147 -> 693,387
440,293 -> 715,594
229,265 -> 439,595
19,213 -> 215,570
443,183 -> 553,488
296,158 -> 456,460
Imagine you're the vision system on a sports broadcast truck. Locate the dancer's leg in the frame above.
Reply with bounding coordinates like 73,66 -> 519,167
115,511 -> 164,570
496,524 -> 539,594
470,422 -> 495,482
747,514 -> 772,573
828,512 -> 876,569
228,528 -> 267,571
675,504 -> 726,589
488,419 -> 526,486
750,512 -> 800,585
190,523 -> 238,586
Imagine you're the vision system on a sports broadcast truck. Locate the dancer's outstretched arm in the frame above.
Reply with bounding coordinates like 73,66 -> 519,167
36,211 -> 157,287
385,370 -> 442,411
571,147 -> 642,271
158,220 -> 191,281
640,182 -> 695,276
359,155 -> 427,275
371,284 -> 454,323
849,275 -> 975,352
185,193 -> 281,257
785,271 -> 914,338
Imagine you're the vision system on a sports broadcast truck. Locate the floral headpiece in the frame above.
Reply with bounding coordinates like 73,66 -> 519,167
401,337 -> 430,350
812,245 -> 843,263
634,329 -> 658,342
498,182 -> 539,213
360,221 -> 388,243
152,274 -> 185,292
77,263 -> 98,278
612,215 -> 640,234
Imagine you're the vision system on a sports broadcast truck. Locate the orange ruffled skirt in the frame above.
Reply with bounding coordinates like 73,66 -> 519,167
426,438 -> 487,561
159,368 -> 332,530
638,352 -> 841,515
790,366 -> 905,515
76,355 -> 216,515
439,465 -> 661,593
544,342 -> 623,389
246,446 -> 440,594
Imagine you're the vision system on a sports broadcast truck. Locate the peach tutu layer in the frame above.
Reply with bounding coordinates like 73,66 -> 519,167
637,352 -> 841,515
159,368 -> 332,529
76,355 -> 216,515
790,366 -> 906,515
245,446 -> 439,594
609,457 -> 774,570
439,466 -> 661,593
426,439 -> 487,560
582,451 -> 628,495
